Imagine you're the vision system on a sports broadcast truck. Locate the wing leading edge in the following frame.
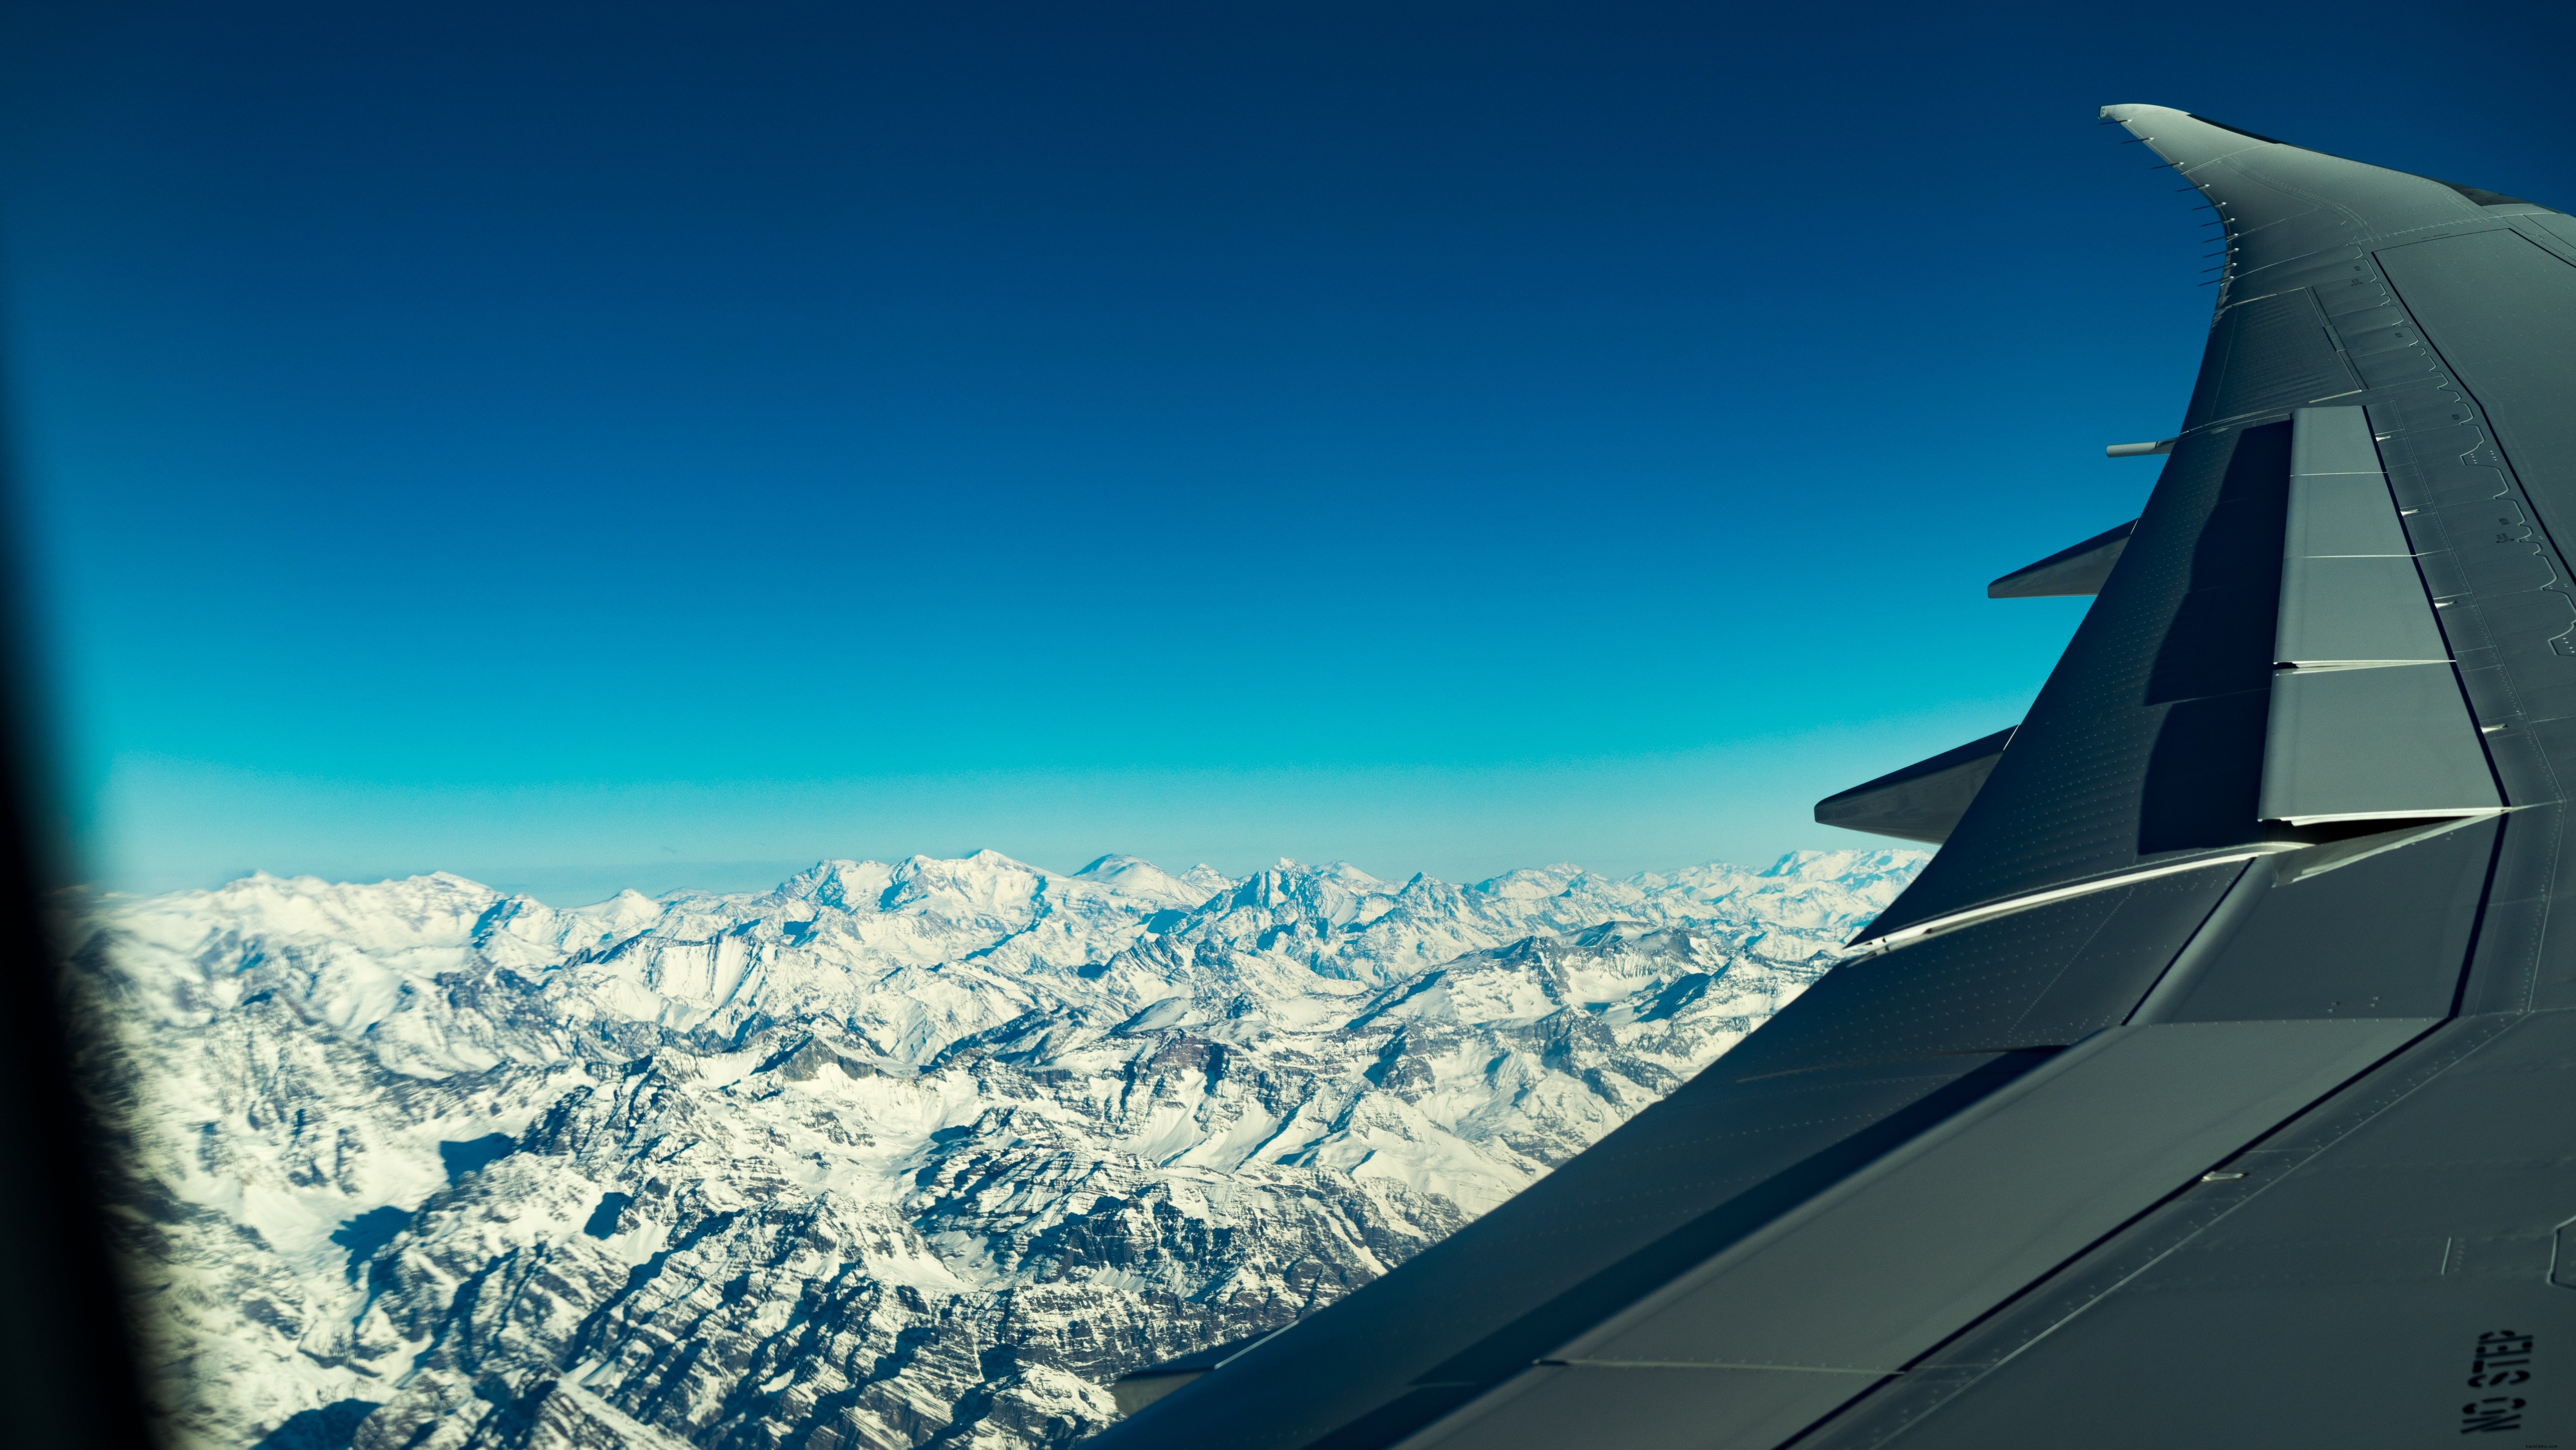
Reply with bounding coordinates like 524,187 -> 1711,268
1085,108 -> 2576,1449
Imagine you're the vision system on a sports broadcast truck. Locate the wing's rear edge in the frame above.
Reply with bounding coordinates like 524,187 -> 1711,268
1085,109 -> 2576,1450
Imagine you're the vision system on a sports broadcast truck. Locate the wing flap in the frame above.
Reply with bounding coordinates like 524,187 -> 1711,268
2274,407 -> 2449,668
2259,665 -> 2500,825
1394,1019 -> 2431,1450
1539,1020 -> 2426,1369
1797,1010 -> 2576,1450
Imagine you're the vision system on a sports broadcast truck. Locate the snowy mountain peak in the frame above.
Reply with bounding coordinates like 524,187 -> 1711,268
1467,863 -> 1589,900
1069,854 -> 1214,908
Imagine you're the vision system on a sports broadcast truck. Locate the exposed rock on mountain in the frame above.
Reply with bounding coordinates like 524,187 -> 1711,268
68,848 -> 1921,1450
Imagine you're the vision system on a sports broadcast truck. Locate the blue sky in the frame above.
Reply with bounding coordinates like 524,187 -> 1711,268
2,1 -> 2570,901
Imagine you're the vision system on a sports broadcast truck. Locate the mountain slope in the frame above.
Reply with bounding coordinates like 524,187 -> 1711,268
68,848 -> 1921,1450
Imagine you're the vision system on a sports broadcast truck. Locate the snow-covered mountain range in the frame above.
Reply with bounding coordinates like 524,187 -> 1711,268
66,847 -> 1922,1450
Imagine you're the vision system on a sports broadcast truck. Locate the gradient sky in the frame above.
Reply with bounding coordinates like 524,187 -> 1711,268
2,0 -> 2570,901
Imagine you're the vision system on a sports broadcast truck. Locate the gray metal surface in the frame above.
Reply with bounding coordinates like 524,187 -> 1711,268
2290,402 -> 2389,480
1799,1010 -> 2576,1450
1986,520 -> 2134,598
2275,406 -> 2450,668
2259,663 -> 2500,824
1535,1019 -> 2425,1374
1109,1374 -> 1200,1417
2284,479 -> 2408,559
2160,818 -> 2495,1022
1382,1020 -> 2426,1450
2276,556 -> 2452,665
1715,862 -> 2242,1079
1812,728 -> 2014,843
2376,229 -> 2576,535
1395,1365 -> 1862,1450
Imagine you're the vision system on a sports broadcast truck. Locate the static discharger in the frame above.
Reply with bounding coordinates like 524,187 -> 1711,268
2106,439 -> 2176,457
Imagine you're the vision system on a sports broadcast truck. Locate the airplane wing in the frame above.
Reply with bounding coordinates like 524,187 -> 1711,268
1085,105 -> 2576,1449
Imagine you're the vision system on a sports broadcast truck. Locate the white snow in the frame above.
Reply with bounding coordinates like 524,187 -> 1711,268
75,846 -> 1922,1450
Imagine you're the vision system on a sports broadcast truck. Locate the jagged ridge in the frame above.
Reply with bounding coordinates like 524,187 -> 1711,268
69,847 -> 1922,1450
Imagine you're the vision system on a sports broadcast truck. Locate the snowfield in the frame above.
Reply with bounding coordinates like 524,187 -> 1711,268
69,847 -> 1922,1450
